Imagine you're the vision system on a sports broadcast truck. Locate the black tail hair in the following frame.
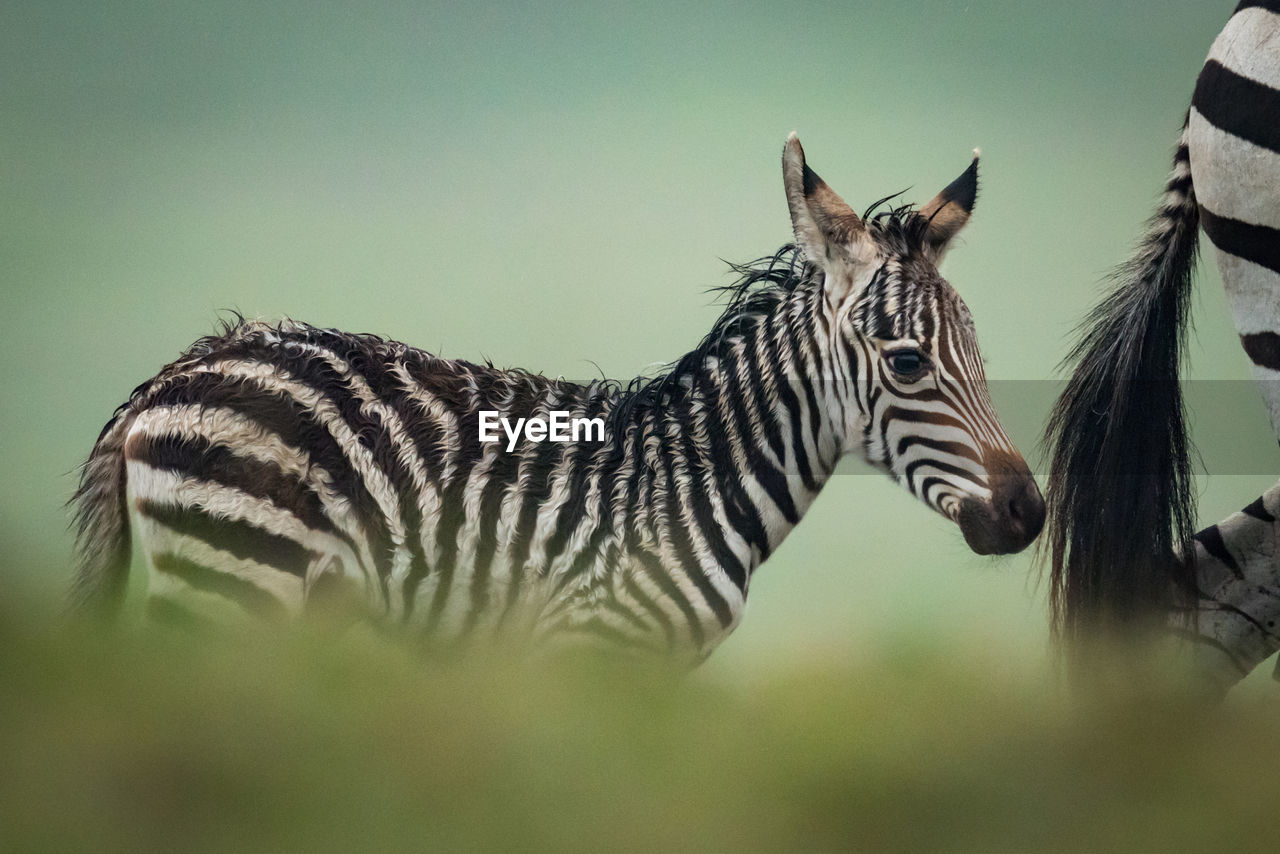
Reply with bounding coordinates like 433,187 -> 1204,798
1043,121 -> 1201,646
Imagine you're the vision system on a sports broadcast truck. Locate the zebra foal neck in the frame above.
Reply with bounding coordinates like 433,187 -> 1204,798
72,138 -> 1042,662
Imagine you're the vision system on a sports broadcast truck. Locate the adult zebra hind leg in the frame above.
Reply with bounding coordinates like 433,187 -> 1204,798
1183,483 -> 1280,694
1180,3 -> 1280,690
1187,0 -> 1280,438
1046,4 -> 1280,683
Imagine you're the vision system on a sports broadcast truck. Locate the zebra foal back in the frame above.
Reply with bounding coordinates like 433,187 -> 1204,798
79,319 -> 627,640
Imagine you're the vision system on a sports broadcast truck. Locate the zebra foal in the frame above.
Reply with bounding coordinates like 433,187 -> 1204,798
73,135 -> 1044,662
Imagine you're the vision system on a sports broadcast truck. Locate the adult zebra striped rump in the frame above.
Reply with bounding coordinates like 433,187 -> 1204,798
1045,1 -> 1280,672
71,135 -> 1044,663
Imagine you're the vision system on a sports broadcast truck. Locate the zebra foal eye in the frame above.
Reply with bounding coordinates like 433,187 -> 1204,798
885,348 -> 926,377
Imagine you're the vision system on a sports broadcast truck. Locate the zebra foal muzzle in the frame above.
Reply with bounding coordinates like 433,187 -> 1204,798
956,450 -> 1044,555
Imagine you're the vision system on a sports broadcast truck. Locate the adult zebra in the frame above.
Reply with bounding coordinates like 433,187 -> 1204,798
72,135 -> 1044,663
1045,1 -> 1280,687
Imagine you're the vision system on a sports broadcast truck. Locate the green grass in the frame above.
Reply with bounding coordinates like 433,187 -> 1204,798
2,596 -> 1278,853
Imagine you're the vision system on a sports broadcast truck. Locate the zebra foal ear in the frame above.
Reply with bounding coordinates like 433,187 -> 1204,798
919,150 -> 980,263
781,133 -> 867,267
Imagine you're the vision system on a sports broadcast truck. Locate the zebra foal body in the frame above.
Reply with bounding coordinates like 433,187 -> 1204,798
74,137 -> 1043,661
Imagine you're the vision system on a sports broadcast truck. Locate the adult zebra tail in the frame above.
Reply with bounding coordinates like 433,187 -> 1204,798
1044,121 -> 1201,646
68,406 -> 137,616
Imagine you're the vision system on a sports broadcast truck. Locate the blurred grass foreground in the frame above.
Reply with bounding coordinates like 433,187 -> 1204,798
2,597 -> 1279,853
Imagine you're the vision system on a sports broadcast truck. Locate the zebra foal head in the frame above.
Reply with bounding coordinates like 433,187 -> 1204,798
783,134 -> 1043,555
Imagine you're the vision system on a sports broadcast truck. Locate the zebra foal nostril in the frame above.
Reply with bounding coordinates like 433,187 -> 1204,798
1013,484 -> 1046,542
1008,498 -> 1022,523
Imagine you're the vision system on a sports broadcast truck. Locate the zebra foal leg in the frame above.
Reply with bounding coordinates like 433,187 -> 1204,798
129,497 -> 310,630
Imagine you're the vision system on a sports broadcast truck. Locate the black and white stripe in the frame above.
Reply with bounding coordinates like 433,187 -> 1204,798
1190,0 -> 1280,432
1045,2 -> 1280,683
71,137 -> 1043,662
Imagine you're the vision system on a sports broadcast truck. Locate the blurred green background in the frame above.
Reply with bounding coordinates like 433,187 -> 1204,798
4,0 -> 1278,678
